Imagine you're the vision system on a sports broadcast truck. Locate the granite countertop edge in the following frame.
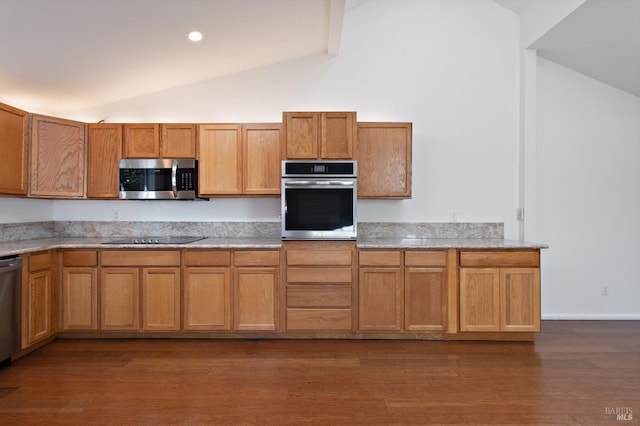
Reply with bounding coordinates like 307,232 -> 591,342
0,237 -> 548,257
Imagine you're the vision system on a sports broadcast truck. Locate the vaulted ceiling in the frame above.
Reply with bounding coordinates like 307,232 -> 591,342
1,0 -> 638,115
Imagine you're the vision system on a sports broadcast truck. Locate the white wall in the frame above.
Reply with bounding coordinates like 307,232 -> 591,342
0,198 -> 53,223
536,57 -> 640,319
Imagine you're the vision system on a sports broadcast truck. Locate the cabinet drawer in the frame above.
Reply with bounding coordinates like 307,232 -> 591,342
287,267 -> 353,284
234,250 -> 280,266
405,251 -> 446,267
101,250 -> 181,266
183,250 -> 231,266
359,251 -> 401,266
63,250 -> 98,267
29,251 -> 52,272
459,251 -> 540,268
286,308 -> 352,330
287,250 -> 353,266
287,285 -> 351,308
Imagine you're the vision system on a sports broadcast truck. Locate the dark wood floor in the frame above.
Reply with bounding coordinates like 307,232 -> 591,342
0,321 -> 638,425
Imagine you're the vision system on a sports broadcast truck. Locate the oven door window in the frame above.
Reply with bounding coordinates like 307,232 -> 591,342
285,188 -> 354,231
120,168 -> 172,192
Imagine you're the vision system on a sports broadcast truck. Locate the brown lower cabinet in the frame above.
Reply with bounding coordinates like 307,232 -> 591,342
459,251 -> 541,333
283,241 -> 356,331
358,250 -> 449,333
183,250 -> 232,331
100,250 -> 181,331
22,251 -> 56,349
61,250 -> 98,330
52,247 -> 541,340
233,250 -> 280,331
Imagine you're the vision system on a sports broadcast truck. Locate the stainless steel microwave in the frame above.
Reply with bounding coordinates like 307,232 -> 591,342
119,158 -> 198,200
281,160 -> 357,239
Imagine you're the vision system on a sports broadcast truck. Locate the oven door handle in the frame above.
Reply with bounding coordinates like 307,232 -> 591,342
284,180 -> 355,187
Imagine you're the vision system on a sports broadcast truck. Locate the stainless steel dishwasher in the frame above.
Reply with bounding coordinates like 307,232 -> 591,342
0,255 -> 22,362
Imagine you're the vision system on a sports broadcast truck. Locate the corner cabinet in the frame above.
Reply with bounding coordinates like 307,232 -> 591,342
30,114 -> 86,198
357,122 -> 412,198
283,111 -> 356,159
0,102 -> 29,195
459,250 -> 541,333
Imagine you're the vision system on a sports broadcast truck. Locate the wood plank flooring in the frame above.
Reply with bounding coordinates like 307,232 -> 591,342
0,321 -> 638,425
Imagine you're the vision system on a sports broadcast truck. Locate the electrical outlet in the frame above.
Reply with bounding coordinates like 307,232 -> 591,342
112,210 -> 119,221
449,212 -> 457,222
601,285 -> 609,296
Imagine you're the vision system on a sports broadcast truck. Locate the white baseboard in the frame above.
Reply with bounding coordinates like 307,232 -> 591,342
542,314 -> 640,320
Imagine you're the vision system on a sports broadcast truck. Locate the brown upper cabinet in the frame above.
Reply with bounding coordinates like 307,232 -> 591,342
123,124 -> 160,158
30,114 -> 86,198
357,122 -> 412,199
198,124 -> 242,195
283,111 -> 356,159
87,123 -> 122,199
122,123 -> 196,158
198,123 -> 281,197
0,102 -> 29,195
160,123 -> 196,158
242,123 -> 282,195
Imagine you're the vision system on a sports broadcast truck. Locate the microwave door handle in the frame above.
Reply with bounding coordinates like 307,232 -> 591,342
171,160 -> 178,198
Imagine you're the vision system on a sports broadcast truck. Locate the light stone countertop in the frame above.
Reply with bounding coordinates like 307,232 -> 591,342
356,237 -> 548,250
0,236 -> 547,258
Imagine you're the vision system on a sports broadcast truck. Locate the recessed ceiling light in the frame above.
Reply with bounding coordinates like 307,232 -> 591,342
187,31 -> 203,42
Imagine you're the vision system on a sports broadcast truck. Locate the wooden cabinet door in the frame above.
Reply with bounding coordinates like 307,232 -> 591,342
500,268 -> 541,332
61,267 -> 98,330
100,268 -> 140,330
0,102 -> 29,195
459,268 -> 500,332
358,267 -> 403,331
198,124 -> 242,195
160,123 -> 196,158
142,267 -> 181,331
183,267 -> 231,331
283,112 -> 318,159
320,112 -> 356,159
242,123 -> 281,195
283,112 -> 357,159
405,267 -> 447,331
234,268 -> 278,331
123,124 -> 160,158
23,269 -> 53,347
87,123 -> 122,198
357,122 -> 412,198
30,114 -> 86,198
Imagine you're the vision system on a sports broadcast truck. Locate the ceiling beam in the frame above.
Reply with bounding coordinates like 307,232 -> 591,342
326,0 -> 346,55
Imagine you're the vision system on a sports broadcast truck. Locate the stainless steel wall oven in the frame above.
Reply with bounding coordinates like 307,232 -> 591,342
281,160 -> 357,240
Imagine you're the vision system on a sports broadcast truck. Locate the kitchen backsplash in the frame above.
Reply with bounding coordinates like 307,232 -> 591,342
0,221 -> 503,242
